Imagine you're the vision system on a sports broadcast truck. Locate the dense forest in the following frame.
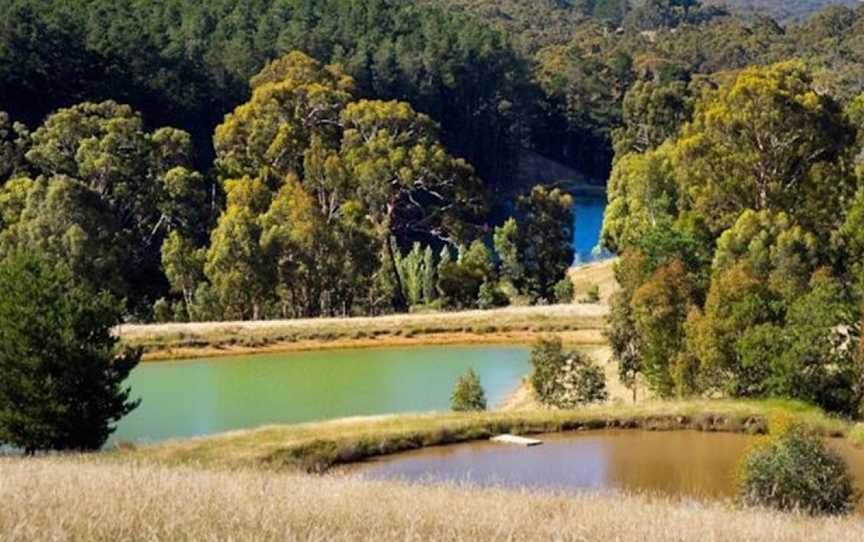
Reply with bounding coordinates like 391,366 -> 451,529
3,0 -> 864,326
604,60 -> 864,415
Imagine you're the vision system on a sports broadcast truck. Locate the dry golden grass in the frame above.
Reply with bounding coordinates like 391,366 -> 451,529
120,303 -> 609,361
3,456 -> 864,542
569,259 -> 618,303
117,261 -> 617,361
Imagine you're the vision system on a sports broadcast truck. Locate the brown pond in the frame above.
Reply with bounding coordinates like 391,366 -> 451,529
349,430 -> 864,510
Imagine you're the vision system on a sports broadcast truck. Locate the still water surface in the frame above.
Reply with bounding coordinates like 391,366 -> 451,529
114,346 -> 529,444
352,430 -> 864,510
572,193 -> 610,264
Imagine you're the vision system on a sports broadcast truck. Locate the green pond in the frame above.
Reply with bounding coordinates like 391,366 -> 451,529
113,345 -> 529,444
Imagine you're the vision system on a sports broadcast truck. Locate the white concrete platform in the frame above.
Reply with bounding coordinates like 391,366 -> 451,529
490,434 -> 543,446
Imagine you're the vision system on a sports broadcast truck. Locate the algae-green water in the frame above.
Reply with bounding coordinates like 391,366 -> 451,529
113,345 -> 529,444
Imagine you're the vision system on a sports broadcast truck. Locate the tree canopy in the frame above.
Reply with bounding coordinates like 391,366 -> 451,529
604,61 -> 864,416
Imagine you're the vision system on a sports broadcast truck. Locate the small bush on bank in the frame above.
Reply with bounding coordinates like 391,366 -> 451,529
530,336 -> 608,408
451,368 -> 487,411
477,281 -> 509,310
737,424 -> 858,515
553,356 -> 608,408
554,278 -> 575,304
153,298 -> 173,323
581,283 -> 600,304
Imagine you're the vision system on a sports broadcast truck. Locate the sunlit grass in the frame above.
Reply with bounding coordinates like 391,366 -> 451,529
118,261 -> 617,361
4,455 -> 864,541
121,303 -> 609,361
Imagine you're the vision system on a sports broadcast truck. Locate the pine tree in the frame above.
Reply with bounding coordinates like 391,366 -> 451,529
0,253 -> 141,453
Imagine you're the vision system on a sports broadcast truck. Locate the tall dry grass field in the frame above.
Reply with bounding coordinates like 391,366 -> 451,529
120,303 -> 609,360
2,456 -> 864,541
117,261 -> 617,361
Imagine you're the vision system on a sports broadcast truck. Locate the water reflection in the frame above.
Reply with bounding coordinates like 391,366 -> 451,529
352,430 -> 864,510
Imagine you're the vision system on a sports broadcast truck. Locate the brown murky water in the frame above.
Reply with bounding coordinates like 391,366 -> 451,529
350,430 -> 864,509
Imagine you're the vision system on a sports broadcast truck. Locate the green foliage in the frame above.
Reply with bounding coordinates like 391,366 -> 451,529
153,298 -> 173,324
201,51 -> 486,319
552,353 -> 609,408
516,186 -> 574,301
205,178 -> 272,320
554,277 -> 575,304
397,243 -> 424,308
738,424 -> 858,515
606,288 -> 641,402
450,368 -> 487,412
437,241 -> 497,309
675,61 -> 856,237
530,336 -> 608,408
0,111 -> 29,185
712,210 -> 819,300
613,80 -> 694,156
602,144 -> 677,253
603,62 -> 864,415
0,253 -> 140,453
422,245 -> 437,304
0,101 -> 206,312
493,218 -> 524,287
477,280 -> 509,310
161,231 -> 206,315
0,0 -> 533,189
631,260 -> 695,396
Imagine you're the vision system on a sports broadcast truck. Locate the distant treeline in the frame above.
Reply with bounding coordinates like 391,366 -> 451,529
4,0 -> 864,184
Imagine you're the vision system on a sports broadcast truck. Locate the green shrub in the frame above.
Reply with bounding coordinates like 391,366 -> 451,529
737,425 -> 858,515
530,336 -> 608,408
554,277 -> 575,304
477,281 -> 509,310
153,298 -> 173,323
172,300 -> 189,322
582,283 -> 601,303
451,368 -> 487,412
552,356 -> 609,408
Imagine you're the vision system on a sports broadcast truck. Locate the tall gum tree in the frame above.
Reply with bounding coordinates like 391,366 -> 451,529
208,51 -> 484,315
673,61 -> 856,238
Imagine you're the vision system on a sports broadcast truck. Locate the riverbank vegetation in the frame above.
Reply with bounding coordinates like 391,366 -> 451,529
119,399 -> 851,473
738,421 -> 859,514
0,253 -> 140,453
450,369 -> 488,412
